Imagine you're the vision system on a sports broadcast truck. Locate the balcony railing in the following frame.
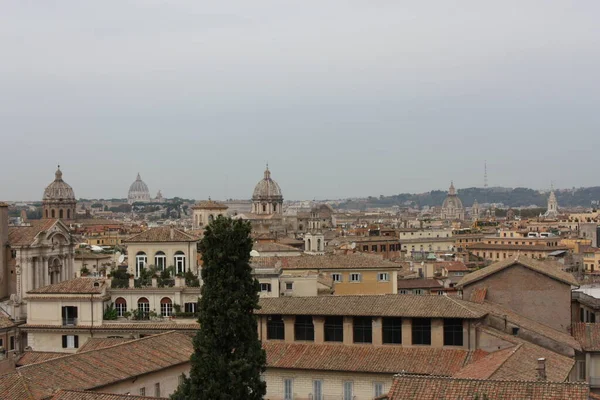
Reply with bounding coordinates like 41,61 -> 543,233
62,318 -> 78,326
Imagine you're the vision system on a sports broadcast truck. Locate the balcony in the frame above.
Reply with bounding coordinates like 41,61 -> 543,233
62,317 -> 78,326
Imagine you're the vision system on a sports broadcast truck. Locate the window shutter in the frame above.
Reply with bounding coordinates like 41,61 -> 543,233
73,307 -> 78,318
61,307 -> 66,319
62,335 -> 67,348
74,336 -> 79,348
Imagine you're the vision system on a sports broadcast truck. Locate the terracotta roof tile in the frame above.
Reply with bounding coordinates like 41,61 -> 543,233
252,253 -> 405,270
396,278 -> 443,290
572,323 -> 600,351
384,375 -> 589,400
5,331 -> 193,399
50,390 -> 161,399
28,278 -> 106,295
0,310 -> 17,329
264,342 -> 484,376
16,351 -> 67,367
123,226 -> 197,243
469,287 -> 487,304
253,242 -> 300,253
8,220 -> 60,247
191,199 -> 228,210
0,373 -> 35,400
457,255 -> 579,287
21,321 -> 199,331
76,337 -> 134,353
468,243 -> 569,251
257,295 -> 487,319
453,346 -> 519,379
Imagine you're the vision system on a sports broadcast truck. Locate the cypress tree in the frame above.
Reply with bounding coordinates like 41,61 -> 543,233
172,216 -> 266,399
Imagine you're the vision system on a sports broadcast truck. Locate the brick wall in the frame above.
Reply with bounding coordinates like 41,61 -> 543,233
462,265 -> 572,332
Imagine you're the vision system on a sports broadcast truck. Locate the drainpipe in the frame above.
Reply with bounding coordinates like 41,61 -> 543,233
90,294 -> 94,338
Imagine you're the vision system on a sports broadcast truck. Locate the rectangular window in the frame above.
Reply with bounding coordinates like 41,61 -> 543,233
61,306 -> 78,326
343,381 -> 353,400
412,318 -> 432,345
0,338 -> 3,348
139,387 -> 145,396
382,317 -> 402,344
62,335 -> 79,349
184,302 -> 197,313
399,289 -> 407,294
284,378 -> 293,400
350,273 -> 362,283
154,383 -> 161,397
353,317 -> 372,343
577,360 -> 586,381
313,380 -> 323,400
372,245 -> 377,252
9,336 -> 15,351
363,245 -> 368,251
267,315 -> 285,340
178,374 -> 185,386
377,272 -> 389,282
414,289 -> 424,295
260,283 -> 272,292
444,319 -> 464,346
294,315 -> 315,341
374,382 -> 385,397
380,244 -> 386,252
324,316 -> 344,342
331,273 -> 342,283
285,282 -> 293,291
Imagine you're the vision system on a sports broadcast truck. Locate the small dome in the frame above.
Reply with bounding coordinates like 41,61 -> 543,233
252,167 -> 283,200
43,166 -> 76,201
442,181 -> 464,210
128,173 -> 151,203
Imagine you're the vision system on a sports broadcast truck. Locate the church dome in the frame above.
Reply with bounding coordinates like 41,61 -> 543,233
252,167 -> 283,200
128,173 -> 151,203
43,166 -> 76,201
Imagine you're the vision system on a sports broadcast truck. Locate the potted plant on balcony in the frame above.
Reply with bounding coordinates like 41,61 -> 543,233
80,265 -> 90,277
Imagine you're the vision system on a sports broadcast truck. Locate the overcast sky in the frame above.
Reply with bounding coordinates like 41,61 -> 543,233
1,1 -> 599,201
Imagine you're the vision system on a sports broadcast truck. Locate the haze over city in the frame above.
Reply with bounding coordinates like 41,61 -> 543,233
1,1 -> 599,201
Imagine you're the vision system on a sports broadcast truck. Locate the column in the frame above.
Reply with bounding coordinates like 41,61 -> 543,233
402,318 -> 412,346
431,318 -> 444,348
313,316 -> 325,344
372,317 -> 383,346
283,316 -> 295,343
42,257 -> 49,287
34,257 -> 40,289
343,316 -> 353,345
27,258 -> 34,293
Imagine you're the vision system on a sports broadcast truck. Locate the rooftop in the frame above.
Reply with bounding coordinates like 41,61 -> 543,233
457,255 -> 579,288
257,294 -> 487,319
27,278 -> 106,295
572,323 -> 600,352
123,226 -> 198,243
8,219 -> 61,247
382,374 -> 589,400
251,253 -> 405,270
265,342 -> 485,376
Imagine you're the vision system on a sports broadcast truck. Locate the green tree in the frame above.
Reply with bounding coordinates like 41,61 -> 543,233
171,216 -> 266,400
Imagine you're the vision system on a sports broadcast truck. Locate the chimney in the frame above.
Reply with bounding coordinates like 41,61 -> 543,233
170,228 -> 175,240
536,358 -> 546,381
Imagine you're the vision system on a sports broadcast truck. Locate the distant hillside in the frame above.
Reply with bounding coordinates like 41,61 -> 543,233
337,187 -> 600,210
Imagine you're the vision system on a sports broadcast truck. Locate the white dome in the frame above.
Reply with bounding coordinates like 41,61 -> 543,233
252,167 -> 283,200
128,173 -> 151,203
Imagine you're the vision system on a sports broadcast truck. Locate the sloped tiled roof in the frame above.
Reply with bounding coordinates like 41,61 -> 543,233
8,220 -> 59,247
396,278 -> 443,290
472,328 -> 576,382
0,373 -> 35,400
265,342 -> 485,376
383,375 -> 589,400
2,331 -> 193,400
191,199 -> 228,210
123,226 -> 197,243
464,301 -> 581,351
257,295 -> 487,319
457,255 -> 579,287
453,346 -> 519,380
16,351 -> 66,367
51,390 -> 161,399
252,253 -> 405,270
0,310 -> 16,329
469,287 -> 487,303
572,323 -> 600,351
253,242 -> 300,253
76,337 -> 134,353
27,278 -> 106,295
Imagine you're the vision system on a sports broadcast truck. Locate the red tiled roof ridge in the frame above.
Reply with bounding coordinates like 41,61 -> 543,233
51,389 -> 163,399
393,372 -> 588,385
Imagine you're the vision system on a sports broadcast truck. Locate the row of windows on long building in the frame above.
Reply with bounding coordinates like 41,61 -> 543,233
266,316 -> 464,346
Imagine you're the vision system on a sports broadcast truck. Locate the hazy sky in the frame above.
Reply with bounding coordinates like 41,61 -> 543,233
1,1 -> 599,201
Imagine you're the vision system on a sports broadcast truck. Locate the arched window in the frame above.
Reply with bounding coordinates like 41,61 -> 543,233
160,297 -> 173,317
307,238 -> 312,251
135,252 -> 147,278
137,297 -> 149,319
208,214 -> 214,223
174,251 -> 186,275
317,238 -> 322,251
262,204 -> 266,213
154,251 -> 166,271
273,203 -> 277,212
45,209 -> 49,218
51,209 -> 55,218
59,209 -> 64,219
115,297 -> 127,317
67,209 -> 71,219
